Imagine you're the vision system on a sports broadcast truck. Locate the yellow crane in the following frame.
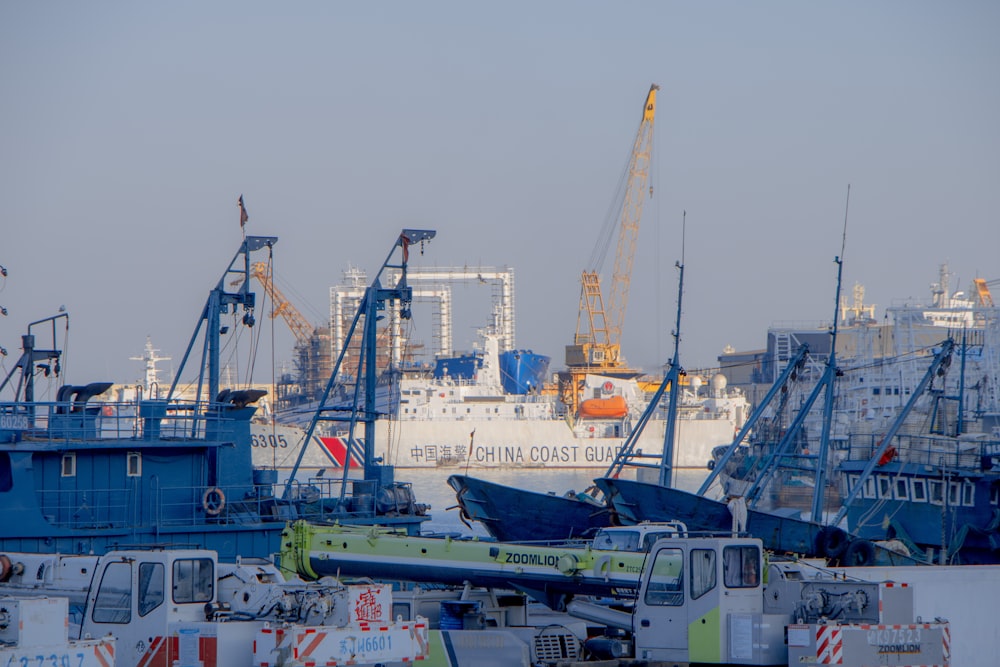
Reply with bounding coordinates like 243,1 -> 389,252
250,262 -> 316,347
559,84 -> 659,414
248,262 -> 333,402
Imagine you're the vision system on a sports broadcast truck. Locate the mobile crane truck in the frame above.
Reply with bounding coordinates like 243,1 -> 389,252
282,522 -> 950,666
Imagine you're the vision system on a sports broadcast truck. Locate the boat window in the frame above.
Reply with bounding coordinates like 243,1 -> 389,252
93,561 -> 132,624
864,477 -> 877,499
948,482 -> 960,507
911,479 -> 927,502
877,476 -> 892,499
723,545 -> 760,588
0,452 -> 10,492
962,481 -> 975,507
929,480 -> 944,505
138,562 -> 165,616
173,558 -> 214,604
127,452 -> 142,477
61,453 -> 76,477
846,474 -> 859,495
644,547 -> 683,606
893,478 -> 909,501
689,548 -> 716,600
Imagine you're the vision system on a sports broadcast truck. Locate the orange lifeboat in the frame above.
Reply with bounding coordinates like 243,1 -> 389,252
578,395 -> 628,419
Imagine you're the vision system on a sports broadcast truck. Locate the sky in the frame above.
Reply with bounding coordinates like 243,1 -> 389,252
1,1 -> 998,393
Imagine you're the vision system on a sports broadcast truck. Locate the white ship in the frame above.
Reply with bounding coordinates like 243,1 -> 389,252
260,333 -> 749,471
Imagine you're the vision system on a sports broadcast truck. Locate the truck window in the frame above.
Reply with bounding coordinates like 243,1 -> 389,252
593,530 -> 639,551
641,532 -> 674,551
723,545 -> 760,588
690,548 -> 717,600
173,558 -> 214,603
139,562 -> 165,616
93,561 -> 132,624
643,547 -> 683,606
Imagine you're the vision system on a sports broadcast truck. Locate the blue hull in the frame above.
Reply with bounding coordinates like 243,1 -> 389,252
839,457 -> 1000,564
594,476 -> 924,567
447,474 -> 611,542
595,477 -> 826,556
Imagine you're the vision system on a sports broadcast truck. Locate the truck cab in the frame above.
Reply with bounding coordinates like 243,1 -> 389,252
632,536 -> 778,664
590,521 -> 687,552
79,549 -> 218,667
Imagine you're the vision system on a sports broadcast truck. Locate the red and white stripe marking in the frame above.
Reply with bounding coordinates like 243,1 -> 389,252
816,625 -> 843,664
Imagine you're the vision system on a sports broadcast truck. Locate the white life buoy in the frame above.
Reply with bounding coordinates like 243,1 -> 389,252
202,487 -> 226,516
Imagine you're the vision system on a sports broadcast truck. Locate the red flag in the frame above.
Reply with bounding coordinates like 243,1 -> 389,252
238,195 -> 249,228
400,233 -> 411,263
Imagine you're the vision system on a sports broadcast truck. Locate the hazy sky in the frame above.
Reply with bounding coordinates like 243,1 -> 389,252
2,2 -> 998,392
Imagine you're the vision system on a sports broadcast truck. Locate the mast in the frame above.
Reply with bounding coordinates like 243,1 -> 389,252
809,185 -> 851,521
658,213 -> 686,487
284,230 -> 436,499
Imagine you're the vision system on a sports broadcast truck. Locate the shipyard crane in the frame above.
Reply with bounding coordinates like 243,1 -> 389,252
559,84 -> 659,414
247,262 -> 333,403
250,262 -> 315,345
973,277 -> 995,307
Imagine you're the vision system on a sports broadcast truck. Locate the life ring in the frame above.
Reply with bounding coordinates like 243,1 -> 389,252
843,539 -> 876,567
602,381 -> 614,394
102,405 -> 113,417
0,554 -> 11,582
202,487 -> 226,516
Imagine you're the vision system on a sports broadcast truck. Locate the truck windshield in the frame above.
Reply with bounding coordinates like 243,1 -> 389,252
643,547 -> 683,606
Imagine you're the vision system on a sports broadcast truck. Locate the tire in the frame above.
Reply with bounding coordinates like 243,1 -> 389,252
814,526 -> 849,559
843,539 -> 876,567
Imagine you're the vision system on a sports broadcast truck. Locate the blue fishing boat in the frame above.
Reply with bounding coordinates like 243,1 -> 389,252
830,338 -> 1000,564
447,473 -> 610,541
0,230 -> 432,559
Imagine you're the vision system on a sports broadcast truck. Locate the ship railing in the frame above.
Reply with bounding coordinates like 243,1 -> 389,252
844,432 -> 1000,470
2,400 -> 247,443
35,474 -> 423,530
282,476 -> 423,523
35,480 -> 284,530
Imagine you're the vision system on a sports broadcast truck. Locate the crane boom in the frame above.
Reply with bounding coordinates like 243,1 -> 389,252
562,85 -> 658,413
606,83 -> 658,345
250,262 -> 315,344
